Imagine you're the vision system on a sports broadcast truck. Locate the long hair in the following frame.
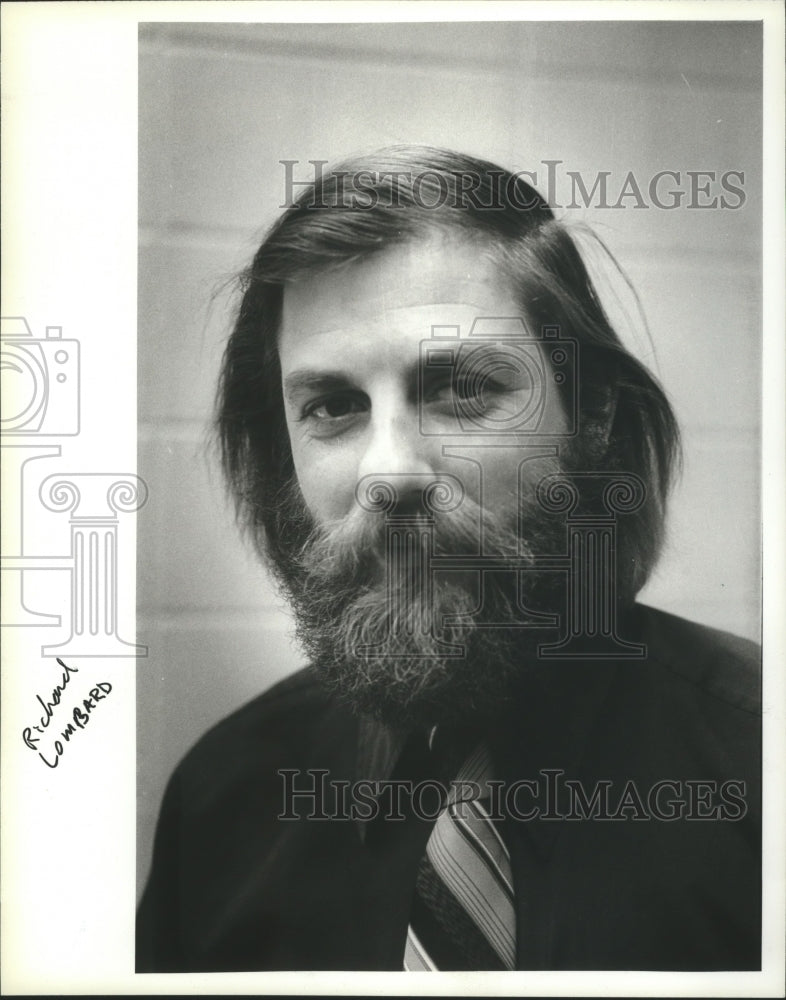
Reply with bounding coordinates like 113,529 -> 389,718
216,146 -> 681,602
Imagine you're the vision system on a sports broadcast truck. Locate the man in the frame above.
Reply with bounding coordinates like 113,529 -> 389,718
136,147 -> 760,972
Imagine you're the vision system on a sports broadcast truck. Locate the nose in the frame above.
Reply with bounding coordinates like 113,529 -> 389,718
356,397 -> 437,513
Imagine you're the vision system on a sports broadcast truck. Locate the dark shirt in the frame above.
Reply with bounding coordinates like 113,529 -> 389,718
136,604 -> 761,972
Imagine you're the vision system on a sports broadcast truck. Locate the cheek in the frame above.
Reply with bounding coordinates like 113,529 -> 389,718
477,460 -> 518,518
289,439 -> 361,524
480,450 -> 560,517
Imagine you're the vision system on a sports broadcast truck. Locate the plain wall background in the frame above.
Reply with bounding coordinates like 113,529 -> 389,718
137,20 -> 762,896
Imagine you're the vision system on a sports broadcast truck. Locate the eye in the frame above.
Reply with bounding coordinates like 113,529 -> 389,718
454,376 -> 495,401
308,396 -> 362,419
300,392 -> 368,437
428,372 -> 530,407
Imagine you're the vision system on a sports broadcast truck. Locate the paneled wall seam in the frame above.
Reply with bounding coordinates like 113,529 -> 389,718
139,31 -> 761,90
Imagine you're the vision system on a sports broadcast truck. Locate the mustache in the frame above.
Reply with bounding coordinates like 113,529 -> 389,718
271,476 -> 570,728
295,491 -> 531,588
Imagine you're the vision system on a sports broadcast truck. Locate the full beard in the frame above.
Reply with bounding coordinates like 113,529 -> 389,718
267,476 -> 570,730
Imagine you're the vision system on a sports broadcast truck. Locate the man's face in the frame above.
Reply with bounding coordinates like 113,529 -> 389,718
272,232 -> 576,728
280,233 -> 569,530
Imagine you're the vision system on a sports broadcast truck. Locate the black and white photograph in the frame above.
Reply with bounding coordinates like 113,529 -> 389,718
2,2 -> 785,995
135,11 -> 773,978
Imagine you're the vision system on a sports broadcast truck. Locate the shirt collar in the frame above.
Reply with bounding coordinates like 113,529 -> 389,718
355,714 -> 410,787
352,658 -> 618,849
354,716 -> 422,843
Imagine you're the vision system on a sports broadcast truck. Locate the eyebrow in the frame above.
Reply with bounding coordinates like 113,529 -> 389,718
282,370 -> 355,401
283,351 -> 531,403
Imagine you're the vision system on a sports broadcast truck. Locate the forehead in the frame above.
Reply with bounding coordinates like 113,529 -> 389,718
279,234 -> 523,363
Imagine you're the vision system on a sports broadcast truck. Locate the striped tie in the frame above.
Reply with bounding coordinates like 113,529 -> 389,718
404,742 -> 516,971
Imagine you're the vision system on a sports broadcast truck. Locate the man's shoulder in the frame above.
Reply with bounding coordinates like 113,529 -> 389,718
170,666 -> 348,798
631,603 -> 761,716
219,665 -> 331,727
